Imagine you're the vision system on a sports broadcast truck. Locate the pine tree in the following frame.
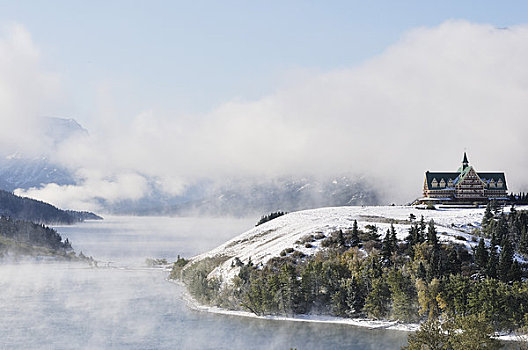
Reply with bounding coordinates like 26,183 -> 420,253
390,223 -> 398,252
496,214 -> 509,244
509,261 -> 522,282
520,226 -> 528,256
350,219 -> 360,247
336,229 -> 345,247
382,229 -> 393,264
486,244 -> 498,279
490,229 -> 498,249
363,277 -> 391,319
427,220 -> 439,249
446,248 -> 461,276
387,269 -> 418,322
419,216 -> 426,240
345,276 -> 365,316
365,224 -> 380,242
482,202 -> 494,230
498,236 -> 514,282
474,238 -> 488,271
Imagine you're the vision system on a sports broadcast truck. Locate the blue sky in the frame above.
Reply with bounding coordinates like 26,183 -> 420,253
2,1 -> 528,126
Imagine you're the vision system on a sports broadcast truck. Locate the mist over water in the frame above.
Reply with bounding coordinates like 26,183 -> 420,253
0,216 -> 408,349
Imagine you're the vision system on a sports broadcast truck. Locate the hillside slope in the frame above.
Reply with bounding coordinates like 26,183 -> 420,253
192,205 -> 503,284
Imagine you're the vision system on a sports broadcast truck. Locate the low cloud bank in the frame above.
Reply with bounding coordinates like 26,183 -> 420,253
4,21 -> 528,210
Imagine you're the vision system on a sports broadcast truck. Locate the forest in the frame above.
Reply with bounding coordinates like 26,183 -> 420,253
0,215 -> 91,262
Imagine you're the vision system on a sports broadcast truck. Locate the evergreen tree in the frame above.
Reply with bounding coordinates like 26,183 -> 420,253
406,225 -> 417,248
387,269 -> 418,322
427,220 -> 439,249
498,236 -> 514,282
365,224 -> 381,242
350,219 -> 360,247
390,223 -> 398,252
474,238 -> 488,271
381,228 -> 393,264
419,216 -> 426,237
490,230 -> 498,249
482,202 -> 494,230
495,214 -> 509,244
446,248 -> 461,276
402,319 -> 448,350
509,261 -> 522,282
345,276 -> 365,316
520,226 -> 528,256
363,277 -> 391,319
278,264 -> 300,314
486,244 -> 498,279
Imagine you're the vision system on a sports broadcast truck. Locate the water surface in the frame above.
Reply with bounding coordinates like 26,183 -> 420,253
0,216 -> 409,349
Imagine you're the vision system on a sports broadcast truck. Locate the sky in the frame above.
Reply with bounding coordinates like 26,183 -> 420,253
1,1 -> 528,210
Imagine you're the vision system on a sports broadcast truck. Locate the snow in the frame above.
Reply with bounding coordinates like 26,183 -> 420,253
189,205 -> 528,284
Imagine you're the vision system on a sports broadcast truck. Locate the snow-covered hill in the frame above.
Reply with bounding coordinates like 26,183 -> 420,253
191,205 -> 523,284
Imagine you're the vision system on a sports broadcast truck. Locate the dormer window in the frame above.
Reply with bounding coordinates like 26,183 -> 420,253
431,178 -> 438,188
497,179 -> 503,188
439,179 -> 446,188
489,179 -> 496,188
448,179 -> 454,187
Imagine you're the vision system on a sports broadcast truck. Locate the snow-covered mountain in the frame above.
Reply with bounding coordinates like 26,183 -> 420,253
191,205 -> 507,284
0,117 -> 85,191
0,156 -> 75,192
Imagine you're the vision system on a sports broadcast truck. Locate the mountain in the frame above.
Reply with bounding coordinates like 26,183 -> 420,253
107,176 -> 380,216
0,156 -> 75,192
0,117 -> 85,191
0,189 -> 102,225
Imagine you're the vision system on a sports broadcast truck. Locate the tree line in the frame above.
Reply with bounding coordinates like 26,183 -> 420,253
255,211 -> 287,226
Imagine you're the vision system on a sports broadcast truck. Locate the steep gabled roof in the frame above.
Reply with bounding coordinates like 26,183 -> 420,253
425,169 -> 507,191
478,172 -> 508,190
425,171 -> 459,190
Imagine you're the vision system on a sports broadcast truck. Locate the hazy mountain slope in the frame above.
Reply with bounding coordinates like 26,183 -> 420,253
0,190 -> 102,224
0,117 -> 85,191
111,176 -> 380,216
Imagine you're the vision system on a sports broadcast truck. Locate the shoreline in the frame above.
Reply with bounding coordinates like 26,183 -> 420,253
168,278 -> 420,333
168,278 -> 527,342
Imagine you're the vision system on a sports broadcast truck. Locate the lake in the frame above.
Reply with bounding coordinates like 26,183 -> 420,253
0,216 -> 409,349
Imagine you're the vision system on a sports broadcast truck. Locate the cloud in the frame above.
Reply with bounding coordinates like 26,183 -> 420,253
0,23 -> 62,155
9,20 -> 528,209
15,171 -> 149,211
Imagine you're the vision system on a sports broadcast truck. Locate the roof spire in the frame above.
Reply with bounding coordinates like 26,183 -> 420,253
462,152 -> 469,170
